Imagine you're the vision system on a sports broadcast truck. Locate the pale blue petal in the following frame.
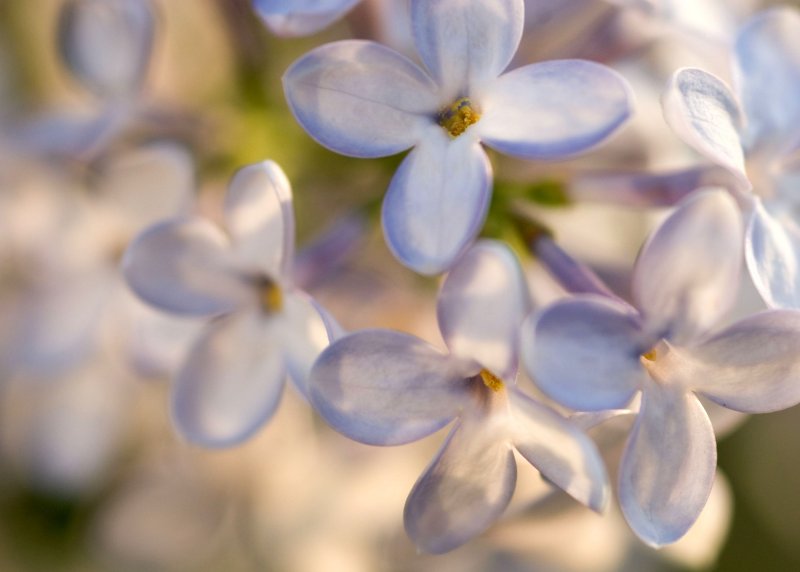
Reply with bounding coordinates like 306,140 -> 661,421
280,292 -> 335,398
633,189 -> 743,344
437,240 -> 530,379
478,60 -> 632,159
122,218 -> 251,316
404,414 -> 516,554
172,312 -> 287,447
619,382 -> 716,547
224,160 -> 294,280
509,389 -> 609,512
411,0 -> 524,100
253,0 -> 359,36
735,7 -> 800,153
309,330 -> 470,445
521,296 -> 647,411
662,68 -> 747,182
283,40 -> 438,158
746,198 -> 800,309
382,129 -> 491,275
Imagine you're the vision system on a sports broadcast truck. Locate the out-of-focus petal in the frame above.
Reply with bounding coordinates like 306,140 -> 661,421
122,218 -> 251,316
662,68 -> 747,182
309,330 -> 470,445
283,40 -> 438,158
253,0 -> 360,37
404,413 -> 516,554
479,60 -> 632,159
746,199 -> 800,309
172,312 -> 286,447
224,160 -> 294,280
735,7 -> 800,153
633,189 -> 743,344
619,382 -> 716,547
437,240 -> 530,380
509,389 -> 609,512
521,296 -> 646,412
59,0 -> 154,98
382,129 -> 491,274
411,0 -> 524,100
280,292 -> 335,397
669,311 -> 800,412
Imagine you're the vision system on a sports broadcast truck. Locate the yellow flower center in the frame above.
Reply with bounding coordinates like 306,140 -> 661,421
641,347 -> 658,362
438,97 -> 480,138
479,369 -> 504,392
257,276 -> 283,313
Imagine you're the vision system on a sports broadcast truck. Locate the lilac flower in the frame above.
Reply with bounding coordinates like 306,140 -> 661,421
123,160 -> 338,447
310,240 -> 609,553
283,0 -> 632,274
252,0 -> 361,37
661,8 -> 800,309
522,189 -> 800,546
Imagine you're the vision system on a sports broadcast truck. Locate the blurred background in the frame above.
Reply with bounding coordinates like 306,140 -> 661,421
0,0 -> 799,570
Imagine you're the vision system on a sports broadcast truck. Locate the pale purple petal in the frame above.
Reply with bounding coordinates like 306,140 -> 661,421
521,296 -> 647,412
283,40 -> 438,158
280,291 -> 335,398
382,129 -> 491,274
746,199 -> 800,309
735,7 -> 800,153
509,389 -> 609,512
411,0 -> 524,100
122,218 -> 251,316
309,330 -> 470,445
478,60 -> 632,159
662,68 -> 747,182
253,0 -> 359,36
619,382 -> 717,547
633,189 -> 744,344
224,160 -> 294,280
172,312 -> 287,447
675,311 -> 800,412
404,414 -> 516,554
437,240 -> 530,379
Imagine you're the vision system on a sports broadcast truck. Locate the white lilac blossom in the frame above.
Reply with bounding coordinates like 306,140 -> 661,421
522,188 -> 800,546
661,7 -> 800,309
309,240 -> 609,553
122,160 -> 337,447
283,0 -> 633,274
252,0 -> 361,37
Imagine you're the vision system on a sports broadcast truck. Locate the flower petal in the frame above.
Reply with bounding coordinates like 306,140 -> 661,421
411,0 -> 524,100
172,312 -> 287,447
521,296 -> 647,412
404,414 -> 516,554
662,68 -> 747,182
735,7 -> 800,153
253,0 -> 359,36
479,60 -> 632,159
509,389 -> 609,512
633,189 -> 744,344
58,0 -> 154,98
437,240 -> 530,379
283,40 -> 438,158
619,383 -> 717,547
382,129 -> 491,274
309,330 -> 469,445
224,160 -> 295,280
280,292 -> 336,397
746,199 -> 800,309
672,311 -> 800,413
122,218 -> 251,316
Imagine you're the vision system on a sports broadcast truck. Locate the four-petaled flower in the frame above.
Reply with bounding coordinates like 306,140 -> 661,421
123,160 -> 338,447
522,189 -> 800,546
284,0 -> 632,274
310,240 -> 609,553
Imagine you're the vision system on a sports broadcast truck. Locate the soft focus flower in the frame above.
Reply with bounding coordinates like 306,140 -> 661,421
252,0 -> 361,37
310,240 -> 609,553
123,160 -> 338,447
284,0 -> 632,274
662,7 -> 800,309
523,188 -> 800,545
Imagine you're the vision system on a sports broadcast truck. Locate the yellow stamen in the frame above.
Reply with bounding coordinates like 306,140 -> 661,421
479,369 -> 504,392
438,97 -> 480,138
258,277 -> 283,313
641,348 -> 658,362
